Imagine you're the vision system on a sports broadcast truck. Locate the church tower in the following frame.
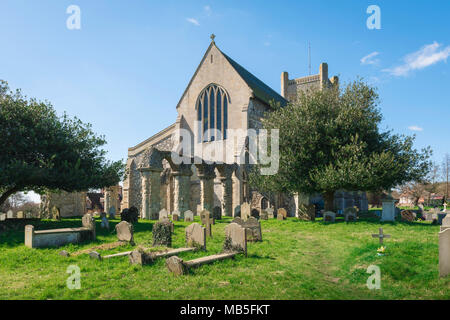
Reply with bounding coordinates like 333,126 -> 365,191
281,63 -> 339,102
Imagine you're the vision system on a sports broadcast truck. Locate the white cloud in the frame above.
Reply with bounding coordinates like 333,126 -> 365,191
186,18 -> 200,26
361,52 -> 380,65
408,125 -> 423,132
383,42 -> 450,77
204,5 -> 212,16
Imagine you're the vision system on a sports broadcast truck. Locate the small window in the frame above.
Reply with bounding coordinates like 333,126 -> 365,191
211,54 -> 213,63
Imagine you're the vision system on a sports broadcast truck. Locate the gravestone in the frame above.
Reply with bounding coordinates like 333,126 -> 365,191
212,206 -> 222,220
115,221 -> 134,244
184,210 -> 194,222
343,207 -> 357,222
277,208 -> 287,219
51,206 -> 61,221
160,217 -> 174,233
82,213 -> 96,239
172,210 -> 180,222
185,223 -> 206,250
7,210 -> 13,219
439,228 -> 450,277
233,216 -> 262,242
241,203 -> 251,221
224,222 -> 247,256
159,209 -> 169,221
100,212 -> 109,230
444,203 -> 448,212
266,207 -> 274,219
401,210 -> 415,222
201,210 -> 213,237
260,210 -> 268,220
108,206 -> 116,219
17,211 -> 24,219
441,215 -> 450,232
152,220 -> 172,247
0,213 -> 6,221
277,213 -> 285,221
372,228 -> 391,245
89,251 -> 102,261
196,204 -> 203,216
381,197 -> 396,222
122,206 -> 139,224
323,211 -> 336,222
59,250 -> 70,257
234,205 -> 241,218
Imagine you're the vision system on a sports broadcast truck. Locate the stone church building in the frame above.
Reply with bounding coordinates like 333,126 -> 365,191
121,36 -> 368,219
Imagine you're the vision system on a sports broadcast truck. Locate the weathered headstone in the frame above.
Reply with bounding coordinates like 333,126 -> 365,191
51,206 -> 61,221
108,206 -> 116,220
266,207 -> 274,219
153,220 -> 172,247
260,210 -> 268,220
251,209 -> 260,219
234,205 -> 241,218
201,210 -> 213,237
343,207 -> 357,222
277,208 -> 287,219
233,216 -> 262,242
6,210 -> 13,219
159,209 -> 169,221
441,215 -> 450,232
372,228 -> 391,245
17,211 -> 24,219
184,210 -> 194,222
0,213 -> 6,221
115,221 -> 134,244
172,210 -> 180,222
277,213 -> 285,221
323,211 -> 336,222
439,228 -> 450,277
196,204 -> 203,216
241,202 -> 251,221
212,206 -> 222,220
185,223 -> 206,250
82,213 -> 96,239
100,212 -> 109,230
224,222 -> 247,256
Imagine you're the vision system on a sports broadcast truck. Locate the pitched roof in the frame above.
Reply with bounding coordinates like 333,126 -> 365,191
220,50 -> 288,107
176,42 -> 287,109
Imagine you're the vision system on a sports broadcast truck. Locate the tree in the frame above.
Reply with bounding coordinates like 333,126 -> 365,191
398,182 -> 426,207
0,80 -> 124,207
443,154 -> 450,203
423,162 -> 441,205
250,79 -> 432,211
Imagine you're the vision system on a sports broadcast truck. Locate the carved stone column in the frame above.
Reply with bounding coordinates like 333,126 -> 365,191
196,164 -> 216,212
217,164 -> 236,217
172,164 -> 193,214
140,167 -> 162,220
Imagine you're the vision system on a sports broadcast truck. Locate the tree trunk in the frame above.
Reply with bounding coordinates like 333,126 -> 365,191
0,186 -> 20,208
323,191 -> 335,212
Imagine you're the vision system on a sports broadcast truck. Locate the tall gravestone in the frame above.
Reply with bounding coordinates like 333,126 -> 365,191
241,203 -> 251,221
381,196 -> 396,222
266,207 -> 274,219
185,223 -> 206,250
212,206 -> 222,220
439,228 -> 450,277
115,221 -> 134,244
224,222 -> 247,256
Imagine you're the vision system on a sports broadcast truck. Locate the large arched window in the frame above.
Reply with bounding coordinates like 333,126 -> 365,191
196,84 -> 229,142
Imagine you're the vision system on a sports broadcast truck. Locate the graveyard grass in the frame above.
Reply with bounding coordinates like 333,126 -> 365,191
0,215 -> 448,300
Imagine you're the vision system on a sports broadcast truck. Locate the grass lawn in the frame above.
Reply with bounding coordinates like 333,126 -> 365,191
0,215 -> 448,300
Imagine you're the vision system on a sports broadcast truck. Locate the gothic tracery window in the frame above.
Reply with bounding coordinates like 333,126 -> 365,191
196,84 -> 229,142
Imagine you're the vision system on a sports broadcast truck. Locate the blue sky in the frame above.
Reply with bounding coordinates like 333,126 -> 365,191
0,0 -> 449,169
